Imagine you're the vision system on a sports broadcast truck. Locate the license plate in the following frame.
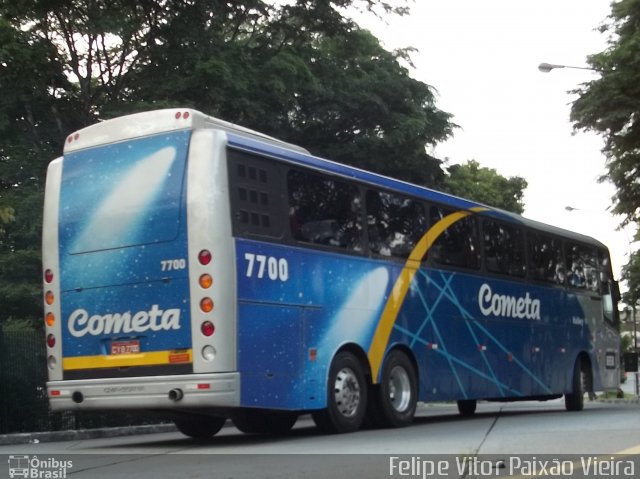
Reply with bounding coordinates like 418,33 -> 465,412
111,340 -> 140,355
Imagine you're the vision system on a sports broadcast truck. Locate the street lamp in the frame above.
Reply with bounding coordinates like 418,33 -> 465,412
538,62 -> 598,73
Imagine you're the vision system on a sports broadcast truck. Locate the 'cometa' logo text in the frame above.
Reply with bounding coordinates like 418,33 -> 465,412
478,283 -> 541,320
68,305 -> 181,337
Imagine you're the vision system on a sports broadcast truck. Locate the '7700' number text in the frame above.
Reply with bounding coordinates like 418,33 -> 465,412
244,253 -> 289,282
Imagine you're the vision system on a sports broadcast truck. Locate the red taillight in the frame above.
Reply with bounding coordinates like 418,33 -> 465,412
50,390 -> 61,397
198,249 -> 212,265
47,334 -> 56,348
44,269 -> 54,283
197,383 -> 211,390
201,321 -> 215,337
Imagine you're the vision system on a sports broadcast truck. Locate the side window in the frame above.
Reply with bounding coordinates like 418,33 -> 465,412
566,243 -> 598,291
366,190 -> 427,258
228,149 -> 283,238
428,206 -> 480,269
483,219 -> 526,277
287,170 -> 363,251
529,233 -> 564,284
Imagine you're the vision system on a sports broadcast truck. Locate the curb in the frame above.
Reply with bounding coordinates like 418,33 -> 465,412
0,423 -> 177,446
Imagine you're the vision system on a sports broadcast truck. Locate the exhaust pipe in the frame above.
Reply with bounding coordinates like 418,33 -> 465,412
72,391 -> 84,404
168,388 -> 184,402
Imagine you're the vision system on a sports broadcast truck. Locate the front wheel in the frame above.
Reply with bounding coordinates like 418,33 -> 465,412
174,415 -> 226,439
232,409 -> 298,435
312,351 -> 368,434
565,358 -> 588,411
457,399 -> 477,417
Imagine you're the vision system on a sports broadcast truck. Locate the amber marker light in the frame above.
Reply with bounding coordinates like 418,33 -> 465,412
200,297 -> 214,313
45,291 -> 55,305
46,313 -> 55,327
199,274 -> 213,289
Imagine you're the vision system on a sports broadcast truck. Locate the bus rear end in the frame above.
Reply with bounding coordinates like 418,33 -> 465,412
42,109 -> 238,417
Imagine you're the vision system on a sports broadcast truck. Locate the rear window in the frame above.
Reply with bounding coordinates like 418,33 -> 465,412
60,131 -> 190,253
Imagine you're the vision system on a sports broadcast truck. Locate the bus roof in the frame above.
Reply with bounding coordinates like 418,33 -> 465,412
61,107 -> 609,251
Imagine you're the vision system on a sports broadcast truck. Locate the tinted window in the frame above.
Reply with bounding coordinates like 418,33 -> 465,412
483,219 -> 525,277
228,149 -> 283,238
529,233 -> 564,284
566,243 -> 598,291
288,170 -> 363,251
428,206 -> 480,269
366,190 -> 427,258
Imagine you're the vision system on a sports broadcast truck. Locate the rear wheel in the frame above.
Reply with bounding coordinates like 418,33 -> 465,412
565,358 -> 588,411
312,351 -> 367,434
174,415 -> 226,439
232,409 -> 298,435
367,350 -> 417,428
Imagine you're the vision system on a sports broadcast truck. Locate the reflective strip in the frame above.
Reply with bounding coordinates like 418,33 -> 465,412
367,207 -> 487,382
63,349 -> 193,370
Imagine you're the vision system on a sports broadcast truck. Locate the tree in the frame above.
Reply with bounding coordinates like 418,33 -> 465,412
570,0 -> 640,228
442,160 -> 528,214
570,0 -> 640,296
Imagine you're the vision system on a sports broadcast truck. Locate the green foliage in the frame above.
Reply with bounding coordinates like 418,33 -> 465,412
571,0 -> 640,228
442,160 -> 528,214
621,251 -> 640,305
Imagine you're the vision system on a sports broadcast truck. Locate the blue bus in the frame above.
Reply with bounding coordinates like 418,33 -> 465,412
42,108 -> 620,438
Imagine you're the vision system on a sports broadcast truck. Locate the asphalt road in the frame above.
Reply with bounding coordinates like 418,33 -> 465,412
2,399 -> 639,478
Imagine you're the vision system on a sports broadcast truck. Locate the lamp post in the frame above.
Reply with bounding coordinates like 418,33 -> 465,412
538,62 -> 598,73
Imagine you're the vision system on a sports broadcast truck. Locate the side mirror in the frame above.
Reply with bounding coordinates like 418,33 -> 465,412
610,280 -> 621,303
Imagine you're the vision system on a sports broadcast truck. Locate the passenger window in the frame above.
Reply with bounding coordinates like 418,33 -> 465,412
287,170 -> 363,251
529,233 -> 565,284
483,219 -> 526,277
366,190 -> 427,258
566,243 -> 598,291
428,206 -> 480,269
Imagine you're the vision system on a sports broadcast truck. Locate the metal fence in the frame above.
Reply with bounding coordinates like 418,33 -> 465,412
0,325 -> 160,434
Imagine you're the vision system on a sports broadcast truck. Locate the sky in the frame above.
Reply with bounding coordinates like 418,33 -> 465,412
353,0 -> 634,282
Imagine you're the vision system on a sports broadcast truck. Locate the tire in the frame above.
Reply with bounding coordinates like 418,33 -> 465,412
367,350 -> 417,428
174,415 -> 226,439
232,409 -> 298,435
312,351 -> 368,434
457,399 -> 477,417
565,358 -> 588,412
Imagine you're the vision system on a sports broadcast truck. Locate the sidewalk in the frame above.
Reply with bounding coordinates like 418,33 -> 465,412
0,423 -> 177,446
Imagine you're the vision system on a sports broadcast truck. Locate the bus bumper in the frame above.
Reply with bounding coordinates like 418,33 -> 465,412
46,372 -> 240,411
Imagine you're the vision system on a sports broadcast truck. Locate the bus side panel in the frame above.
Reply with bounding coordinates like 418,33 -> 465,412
235,240 -> 390,410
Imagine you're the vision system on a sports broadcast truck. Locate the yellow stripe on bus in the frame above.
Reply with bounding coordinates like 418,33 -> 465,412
367,207 -> 487,382
63,349 -> 193,370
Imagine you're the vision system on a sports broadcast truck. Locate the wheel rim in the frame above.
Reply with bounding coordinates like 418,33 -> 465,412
333,367 -> 361,418
387,365 -> 411,412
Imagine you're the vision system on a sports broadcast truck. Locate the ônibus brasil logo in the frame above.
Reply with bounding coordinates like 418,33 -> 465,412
8,455 -> 72,479
67,304 -> 181,337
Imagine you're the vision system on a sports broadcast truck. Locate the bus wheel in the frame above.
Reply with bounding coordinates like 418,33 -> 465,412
565,359 -> 588,412
457,399 -> 477,417
232,409 -> 298,435
368,350 -> 417,428
174,415 -> 226,439
312,351 -> 367,433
